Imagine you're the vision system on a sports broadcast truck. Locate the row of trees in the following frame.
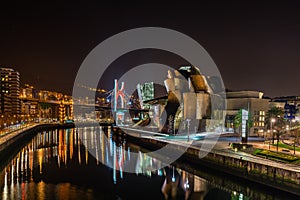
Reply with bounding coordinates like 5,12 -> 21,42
234,107 -> 299,153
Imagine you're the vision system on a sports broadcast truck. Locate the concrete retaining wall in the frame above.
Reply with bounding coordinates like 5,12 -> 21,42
124,133 -> 300,196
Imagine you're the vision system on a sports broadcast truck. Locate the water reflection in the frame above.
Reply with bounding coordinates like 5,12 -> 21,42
0,127 -> 298,200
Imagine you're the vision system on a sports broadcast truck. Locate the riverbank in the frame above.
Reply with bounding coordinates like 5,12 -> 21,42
0,122 -> 105,162
118,127 -> 300,196
0,123 -> 74,163
1,124 -> 299,196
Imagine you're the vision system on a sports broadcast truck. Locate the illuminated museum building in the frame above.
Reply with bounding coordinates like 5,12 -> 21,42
141,66 -> 225,134
138,66 -> 283,136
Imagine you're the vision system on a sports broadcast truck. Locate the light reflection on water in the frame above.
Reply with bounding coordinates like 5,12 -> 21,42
0,127 -> 298,200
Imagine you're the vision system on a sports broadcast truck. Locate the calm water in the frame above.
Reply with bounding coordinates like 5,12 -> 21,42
0,127 -> 299,200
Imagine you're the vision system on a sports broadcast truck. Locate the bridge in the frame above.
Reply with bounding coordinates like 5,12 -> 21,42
19,96 -> 73,123
73,79 -> 150,125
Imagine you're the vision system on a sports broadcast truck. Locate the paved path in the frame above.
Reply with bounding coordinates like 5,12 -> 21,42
250,142 -> 300,156
121,127 -> 300,173
0,123 -> 38,149
164,137 -> 300,173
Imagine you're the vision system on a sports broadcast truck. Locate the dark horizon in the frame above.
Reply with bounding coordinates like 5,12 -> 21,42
1,1 -> 300,98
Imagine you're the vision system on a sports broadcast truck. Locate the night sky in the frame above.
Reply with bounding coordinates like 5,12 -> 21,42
1,1 -> 300,97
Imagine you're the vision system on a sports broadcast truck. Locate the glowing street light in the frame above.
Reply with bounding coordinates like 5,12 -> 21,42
172,166 -> 176,182
289,119 -> 296,135
270,118 -> 276,150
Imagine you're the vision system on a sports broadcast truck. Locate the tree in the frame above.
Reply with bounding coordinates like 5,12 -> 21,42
234,109 -> 252,137
273,118 -> 286,151
293,128 -> 300,154
265,107 -> 285,123
265,107 -> 285,145
233,109 -> 242,135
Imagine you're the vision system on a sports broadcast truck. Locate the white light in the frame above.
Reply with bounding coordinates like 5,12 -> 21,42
172,177 -> 176,182
184,178 -> 190,189
157,170 -> 163,176
239,193 -> 243,200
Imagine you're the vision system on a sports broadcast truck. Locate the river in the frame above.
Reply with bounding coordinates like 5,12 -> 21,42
0,126 -> 298,200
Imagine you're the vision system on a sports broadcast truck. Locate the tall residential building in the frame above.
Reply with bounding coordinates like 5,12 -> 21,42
0,68 -> 20,116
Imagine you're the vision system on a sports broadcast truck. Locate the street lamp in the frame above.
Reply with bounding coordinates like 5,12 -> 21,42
290,119 -> 297,154
294,129 -> 299,155
270,118 -> 276,150
186,119 -> 191,141
289,119 -> 296,135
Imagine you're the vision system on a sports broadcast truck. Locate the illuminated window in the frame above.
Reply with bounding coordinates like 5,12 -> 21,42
259,111 -> 265,116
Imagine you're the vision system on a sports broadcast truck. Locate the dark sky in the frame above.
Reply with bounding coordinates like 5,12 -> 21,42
0,1 -> 300,97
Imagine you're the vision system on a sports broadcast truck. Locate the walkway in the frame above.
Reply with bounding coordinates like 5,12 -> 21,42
250,142 -> 300,156
121,127 -> 300,173
0,123 -> 39,149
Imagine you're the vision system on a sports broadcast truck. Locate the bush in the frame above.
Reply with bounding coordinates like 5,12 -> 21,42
253,149 -> 300,162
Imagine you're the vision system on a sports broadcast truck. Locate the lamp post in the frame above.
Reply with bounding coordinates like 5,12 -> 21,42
186,119 -> 191,141
289,119 -> 296,135
291,119 -> 297,154
270,118 -> 276,150
294,129 -> 299,155
173,118 -> 176,136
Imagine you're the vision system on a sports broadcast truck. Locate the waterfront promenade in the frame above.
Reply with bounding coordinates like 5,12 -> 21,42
121,127 -> 300,173
1,123 -> 300,196
1,124 -> 300,173
0,123 -> 39,151
120,126 -> 300,196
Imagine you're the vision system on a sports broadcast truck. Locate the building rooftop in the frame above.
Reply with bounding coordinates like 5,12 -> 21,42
226,90 -> 264,99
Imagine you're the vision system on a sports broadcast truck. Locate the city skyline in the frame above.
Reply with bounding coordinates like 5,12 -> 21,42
1,2 -> 300,199
1,1 -> 300,97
